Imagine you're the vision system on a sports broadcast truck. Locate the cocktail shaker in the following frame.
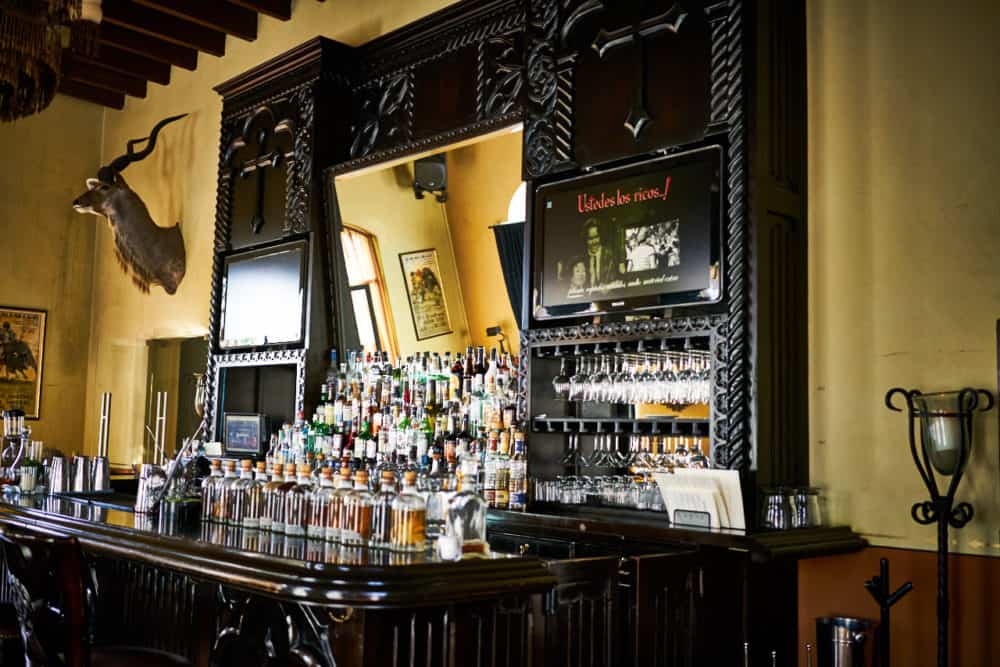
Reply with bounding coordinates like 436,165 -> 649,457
71,455 -> 92,492
91,456 -> 110,491
48,456 -> 67,494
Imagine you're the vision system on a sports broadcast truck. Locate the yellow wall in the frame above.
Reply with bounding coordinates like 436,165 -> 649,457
83,0 -> 459,463
0,95 -> 102,454
445,130 -> 523,352
335,164 -> 471,356
808,0 -> 1000,555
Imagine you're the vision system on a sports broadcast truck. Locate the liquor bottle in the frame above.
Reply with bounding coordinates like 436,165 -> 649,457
341,470 -> 373,546
370,470 -> 397,549
446,460 -> 488,556
328,466 -> 353,542
494,431 -> 511,511
243,461 -> 268,529
390,470 -> 427,553
229,459 -> 258,527
214,460 -> 239,523
271,463 -> 299,533
424,451 -> 449,539
484,348 -> 499,396
308,467 -> 336,539
482,434 -> 499,508
284,463 -> 315,536
325,348 -> 339,385
508,431 -> 527,511
259,463 -> 284,531
200,459 -> 223,523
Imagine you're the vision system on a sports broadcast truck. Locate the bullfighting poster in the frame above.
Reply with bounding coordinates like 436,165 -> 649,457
0,306 -> 46,419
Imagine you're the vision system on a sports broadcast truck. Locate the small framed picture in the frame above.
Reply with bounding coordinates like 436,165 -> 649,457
399,248 -> 452,341
223,412 -> 266,458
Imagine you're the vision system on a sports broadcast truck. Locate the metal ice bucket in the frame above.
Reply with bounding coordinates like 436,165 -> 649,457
816,617 -> 878,667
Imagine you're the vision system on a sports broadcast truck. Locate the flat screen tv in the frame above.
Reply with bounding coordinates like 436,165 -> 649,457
220,240 -> 307,349
532,145 -> 723,321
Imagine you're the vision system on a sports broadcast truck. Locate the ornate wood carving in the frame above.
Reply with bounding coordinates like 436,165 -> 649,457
349,71 -> 412,159
226,105 -> 295,238
208,348 -> 307,440
332,0 -> 526,176
479,31 -> 525,119
524,0 -> 561,178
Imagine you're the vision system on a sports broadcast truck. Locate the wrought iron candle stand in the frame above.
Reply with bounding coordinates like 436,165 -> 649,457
885,387 -> 994,667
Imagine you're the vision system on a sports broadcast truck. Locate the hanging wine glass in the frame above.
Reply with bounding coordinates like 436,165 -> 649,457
552,356 -> 571,399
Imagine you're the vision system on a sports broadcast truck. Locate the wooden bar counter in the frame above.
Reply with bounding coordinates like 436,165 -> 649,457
0,495 -> 556,666
0,493 -> 863,666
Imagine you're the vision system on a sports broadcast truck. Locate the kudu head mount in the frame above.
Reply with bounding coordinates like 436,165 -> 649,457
73,113 -> 188,295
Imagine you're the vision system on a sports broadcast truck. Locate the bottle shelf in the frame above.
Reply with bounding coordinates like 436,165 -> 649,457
531,416 -> 708,436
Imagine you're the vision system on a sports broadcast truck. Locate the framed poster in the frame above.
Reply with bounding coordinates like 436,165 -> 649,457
399,248 -> 452,341
0,306 -> 46,419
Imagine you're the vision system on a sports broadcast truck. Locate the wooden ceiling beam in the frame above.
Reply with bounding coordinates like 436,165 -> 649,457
59,79 -> 126,110
99,23 -> 198,71
84,44 -> 171,86
63,54 -> 148,98
131,0 -> 258,42
102,0 -> 227,58
227,0 -> 291,22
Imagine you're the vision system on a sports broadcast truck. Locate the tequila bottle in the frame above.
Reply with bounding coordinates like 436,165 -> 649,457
214,460 -> 239,523
229,459 -> 259,527
328,466 -> 353,542
390,470 -> 426,553
200,459 -> 223,523
259,463 -> 285,531
308,467 -> 336,539
370,470 -> 397,549
284,463 -> 314,536
340,470 -> 373,546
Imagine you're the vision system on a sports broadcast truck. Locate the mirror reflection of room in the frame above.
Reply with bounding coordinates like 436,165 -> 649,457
332,127 -> 525,360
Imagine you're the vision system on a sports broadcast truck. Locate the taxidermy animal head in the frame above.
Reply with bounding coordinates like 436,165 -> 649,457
73,114 -> 188,295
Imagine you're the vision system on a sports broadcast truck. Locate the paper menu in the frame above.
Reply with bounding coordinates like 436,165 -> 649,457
652,469 -> 745,530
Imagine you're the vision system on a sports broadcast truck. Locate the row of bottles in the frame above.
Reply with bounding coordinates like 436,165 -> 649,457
267,346 -> 522,475
200,457 -> 487,556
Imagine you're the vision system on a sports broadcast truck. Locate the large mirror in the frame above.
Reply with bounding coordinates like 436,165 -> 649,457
328,127 -> 525,359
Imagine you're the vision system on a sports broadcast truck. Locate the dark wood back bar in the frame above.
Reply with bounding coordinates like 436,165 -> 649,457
0,1 -> 857,666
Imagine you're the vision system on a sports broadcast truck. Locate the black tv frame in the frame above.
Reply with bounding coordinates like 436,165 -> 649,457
530,145 -> 724,322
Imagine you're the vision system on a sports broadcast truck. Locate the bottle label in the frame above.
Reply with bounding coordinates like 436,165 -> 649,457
365,439 -> 377,459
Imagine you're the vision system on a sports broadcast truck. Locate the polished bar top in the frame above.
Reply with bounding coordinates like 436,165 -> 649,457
0,494 -> 555,608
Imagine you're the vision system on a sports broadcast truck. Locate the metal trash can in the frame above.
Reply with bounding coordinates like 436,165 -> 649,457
816,617 -> 879,667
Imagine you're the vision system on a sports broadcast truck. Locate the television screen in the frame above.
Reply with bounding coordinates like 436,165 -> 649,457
533,146 -> 722,320
220,240 -> 307,349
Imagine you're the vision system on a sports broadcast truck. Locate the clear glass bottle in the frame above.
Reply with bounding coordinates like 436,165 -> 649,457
390,470 -> 426,553
284,463 -> 314,536
200,459 -> 223,523
447,460 -> 488,556
242,461 -> 267,529
308,467 -> 336,539
508,431 -> 527,512
214,460 -> 239,523
370,470 -> 397,548
229,459 -> 258,527
327,466 -> 353,542
268,462 -> 295,532
340,470 -> 373,546
424,452 -> 453,539
259,463 -> 284,531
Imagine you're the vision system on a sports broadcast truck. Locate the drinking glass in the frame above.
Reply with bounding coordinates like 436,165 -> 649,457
569,357 -> 589,401
552,357 -> 571,399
